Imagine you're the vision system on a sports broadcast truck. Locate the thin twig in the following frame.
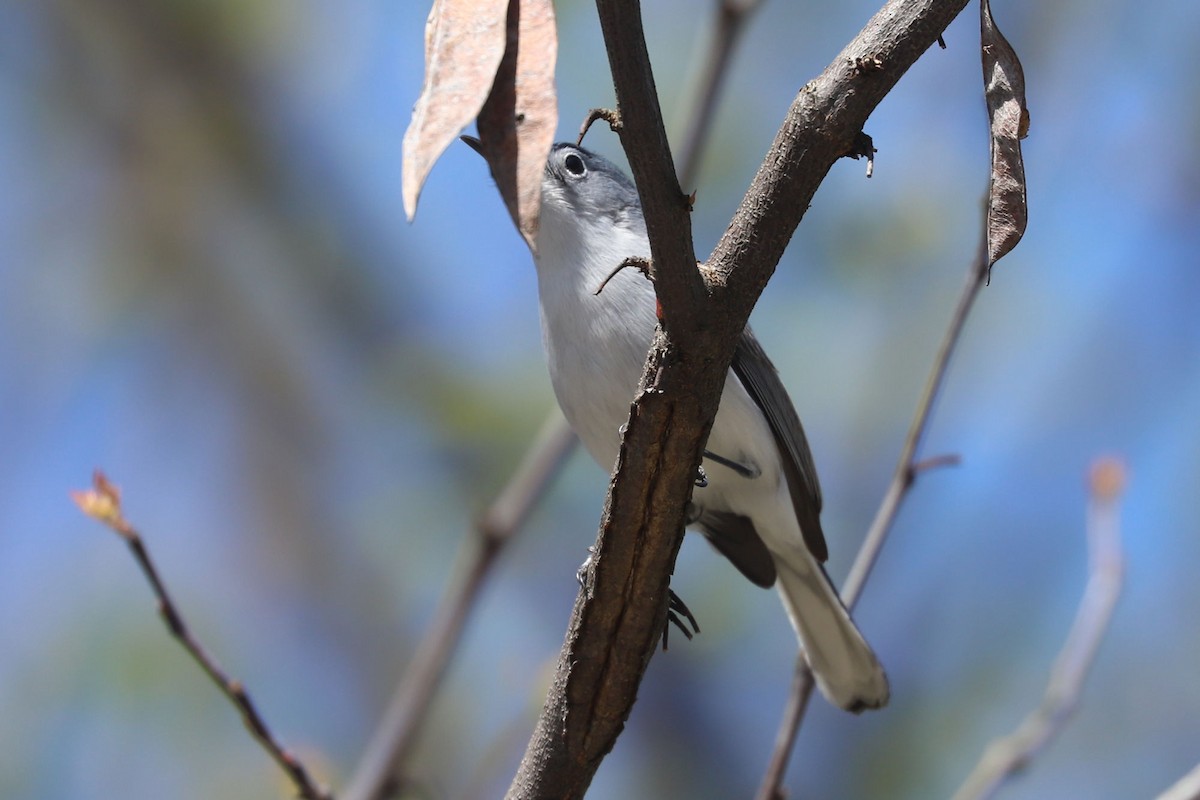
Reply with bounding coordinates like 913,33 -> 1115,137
951,457 -> 1126,800
756,235 -> 989,800
1158,762 -> 1200,800
912,452 -> 962,473
757,663 -> 817,800
845,238 -> 988,605
343,411 -> 576,800
673,0 -> 765,188
72,471 -> 332,800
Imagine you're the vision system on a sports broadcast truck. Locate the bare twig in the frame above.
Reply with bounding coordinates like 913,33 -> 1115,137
756,236 -> 989,800
951,457 -> 1126,800
757,662 -> 818,800
71,471 -> 332,800
912,452 -> 963,473
1158,762 -> 1200,800
343,411 -> 576,800
760,0 -> 1029,782
846,240 -> 988,604
673,0 -> 766,187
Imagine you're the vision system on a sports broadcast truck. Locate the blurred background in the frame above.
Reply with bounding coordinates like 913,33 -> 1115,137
2,0 -> 1197,798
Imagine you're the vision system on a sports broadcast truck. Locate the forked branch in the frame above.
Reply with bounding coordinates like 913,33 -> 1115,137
509,2 -> 970,798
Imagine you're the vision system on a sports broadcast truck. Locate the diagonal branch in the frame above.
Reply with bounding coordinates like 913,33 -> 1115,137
508,1 -> 970,797
343,411 -> 575,800
673,0 -> 766,188
758,0 -> 1028,782
757,236 -> 989,800
592,0 -> 705,322
708,0 -> 969,315
72,471 -> 332,800
951,458 -> 1126,800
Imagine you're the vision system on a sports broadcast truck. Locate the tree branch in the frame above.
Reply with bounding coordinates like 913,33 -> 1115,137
709,0 -> 969,314
951,458 -> 1126,800
508,1 -> 970,797
355,0 -> 766,790
673,0 -> 766,189
72,472 -> 332,800
756,239 -> 985,800
593,0 -> 705,321
344,411 -> 575,800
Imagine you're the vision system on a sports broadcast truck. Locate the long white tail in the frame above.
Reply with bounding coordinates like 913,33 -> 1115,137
774,556 -> 889,712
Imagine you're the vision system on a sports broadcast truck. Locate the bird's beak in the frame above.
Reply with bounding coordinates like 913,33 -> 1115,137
460,135 -> 484,156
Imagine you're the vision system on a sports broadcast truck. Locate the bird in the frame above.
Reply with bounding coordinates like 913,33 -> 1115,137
474,137 -> 889,712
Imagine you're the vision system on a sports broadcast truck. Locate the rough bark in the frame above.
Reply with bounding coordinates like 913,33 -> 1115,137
507,2 -> 970,797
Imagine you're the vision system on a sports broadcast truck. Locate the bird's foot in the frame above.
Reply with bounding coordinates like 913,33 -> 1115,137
662,588 -> 701,651
576,546 -> 596,588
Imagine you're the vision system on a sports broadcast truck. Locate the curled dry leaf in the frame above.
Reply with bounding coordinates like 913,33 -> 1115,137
476,0 -> 558,251
402,0 -> 511,221
981,0 -> 1030,269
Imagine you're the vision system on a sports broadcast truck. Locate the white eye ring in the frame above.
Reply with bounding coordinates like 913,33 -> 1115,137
563,152 -> 587,177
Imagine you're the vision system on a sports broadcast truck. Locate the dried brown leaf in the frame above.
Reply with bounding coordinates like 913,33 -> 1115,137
476,0 -> 558,251
402,0 -> 511,221
981,0 -> 1030,269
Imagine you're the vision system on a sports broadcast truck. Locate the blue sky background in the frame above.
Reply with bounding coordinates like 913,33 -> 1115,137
1,1 -> 1198,798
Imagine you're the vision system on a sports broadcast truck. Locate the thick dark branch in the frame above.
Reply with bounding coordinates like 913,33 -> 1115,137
593,0 -> 706,322
507,343 -> 719,799
509,1 -> 968,797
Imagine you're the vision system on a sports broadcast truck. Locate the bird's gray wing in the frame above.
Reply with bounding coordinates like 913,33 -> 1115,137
730,329 -> 828,563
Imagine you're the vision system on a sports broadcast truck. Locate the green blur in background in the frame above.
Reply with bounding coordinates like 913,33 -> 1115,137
1,1 -> 1198,798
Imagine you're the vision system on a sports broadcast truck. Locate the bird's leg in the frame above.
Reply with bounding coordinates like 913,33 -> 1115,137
594,256 -> 652,296
702,449 -> 761,479
609,422 -> 704,649
580,537 -> 698,650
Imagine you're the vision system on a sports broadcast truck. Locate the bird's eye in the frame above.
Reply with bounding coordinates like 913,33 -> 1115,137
563,152 -> 587,177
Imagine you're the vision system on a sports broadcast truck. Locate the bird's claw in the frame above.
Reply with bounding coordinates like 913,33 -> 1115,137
576,546 -> 596,588
662,588 -> 701,651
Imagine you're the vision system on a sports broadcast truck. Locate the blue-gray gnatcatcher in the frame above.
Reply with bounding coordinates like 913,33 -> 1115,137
474,138 -> 888,712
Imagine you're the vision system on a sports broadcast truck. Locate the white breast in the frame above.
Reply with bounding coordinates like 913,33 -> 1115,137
534,209 -> 657,471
